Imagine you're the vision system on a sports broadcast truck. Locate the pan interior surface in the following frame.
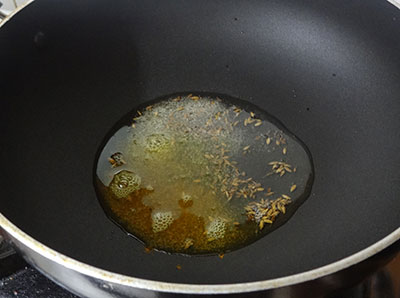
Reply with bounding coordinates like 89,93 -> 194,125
0,0 -> 399,285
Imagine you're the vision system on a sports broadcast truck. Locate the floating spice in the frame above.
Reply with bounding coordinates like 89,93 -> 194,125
108,152 -> 126,168
183,238 -> 194,249
267,161 -> 293,177
245,196 -> 291,230
254,120 -> 262,127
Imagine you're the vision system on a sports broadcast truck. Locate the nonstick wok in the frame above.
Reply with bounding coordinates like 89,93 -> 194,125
0,0 -> 399,297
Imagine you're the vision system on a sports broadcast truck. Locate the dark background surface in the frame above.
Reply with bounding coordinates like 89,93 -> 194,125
0,0 -> 399,285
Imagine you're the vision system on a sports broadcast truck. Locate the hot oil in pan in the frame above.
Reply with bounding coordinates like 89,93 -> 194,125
94,94 -> 313,255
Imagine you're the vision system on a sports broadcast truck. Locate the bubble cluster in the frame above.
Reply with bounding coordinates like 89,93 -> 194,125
206,218 -> 226,240
109,170 -> 141,198
181,192 -> 192,203
145,134 -> 170,153
152,211 -> 174,233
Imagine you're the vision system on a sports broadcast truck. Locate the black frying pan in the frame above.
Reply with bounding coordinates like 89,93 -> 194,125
0,0 -> 399,288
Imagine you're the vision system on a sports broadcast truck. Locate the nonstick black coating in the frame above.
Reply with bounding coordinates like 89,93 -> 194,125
0,0 -> 399,285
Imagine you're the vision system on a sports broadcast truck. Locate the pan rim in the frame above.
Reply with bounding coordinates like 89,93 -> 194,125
1,0 -> 400,294
1,212 -> 399,294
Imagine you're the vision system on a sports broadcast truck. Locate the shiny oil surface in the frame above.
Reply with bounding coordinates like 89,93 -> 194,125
95,94 -> 313,254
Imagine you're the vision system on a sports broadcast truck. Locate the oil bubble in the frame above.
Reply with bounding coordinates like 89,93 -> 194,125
206,218 -> 227,240
145,134 -> 170,153
152,211 -> 175,233
109,170 -> 141,198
